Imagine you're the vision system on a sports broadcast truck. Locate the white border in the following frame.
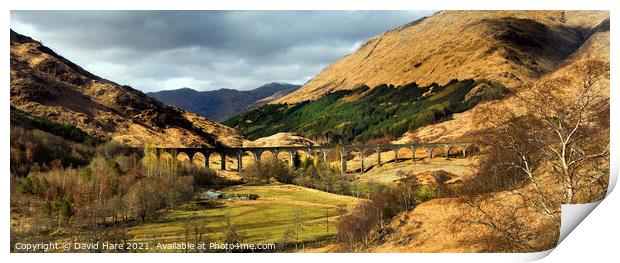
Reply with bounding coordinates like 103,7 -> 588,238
2,1 -> 617,262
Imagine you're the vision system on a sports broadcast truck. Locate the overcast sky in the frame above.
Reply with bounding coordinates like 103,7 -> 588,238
11,11 -> 432,92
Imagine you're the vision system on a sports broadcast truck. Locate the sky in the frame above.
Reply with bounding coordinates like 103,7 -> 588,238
10,11 -> 433,92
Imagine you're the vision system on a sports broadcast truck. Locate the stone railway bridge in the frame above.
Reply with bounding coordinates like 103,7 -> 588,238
150,142 -> 473,175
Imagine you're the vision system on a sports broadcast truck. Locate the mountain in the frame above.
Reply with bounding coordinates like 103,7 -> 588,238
148,82 -> 300,121
274,11 -> 609,104
395,11 -> 610,143
10,30 -> 244,148
226,11 -> 609,144
225,79 -> 507,143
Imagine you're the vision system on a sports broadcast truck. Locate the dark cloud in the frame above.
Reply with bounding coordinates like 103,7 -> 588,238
11,10 -> 433,92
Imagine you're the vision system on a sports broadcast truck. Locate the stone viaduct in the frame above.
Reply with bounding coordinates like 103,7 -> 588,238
149,142 -> 473,175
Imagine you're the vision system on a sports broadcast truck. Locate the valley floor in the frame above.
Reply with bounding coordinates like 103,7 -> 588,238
127,155 -> 481,252
128,184 -> 360,251
10,152 -> 559,253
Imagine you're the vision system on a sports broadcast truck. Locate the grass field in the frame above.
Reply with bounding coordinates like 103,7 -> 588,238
128,184 -> 361,250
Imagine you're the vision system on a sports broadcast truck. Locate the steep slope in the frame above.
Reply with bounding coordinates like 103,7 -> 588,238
396,14 -> 610,143
365,14 -> 609,253
275,10 -> 609,104
148,82 -> 300,121
366,185 -> 559,252
10,30 -> 243,148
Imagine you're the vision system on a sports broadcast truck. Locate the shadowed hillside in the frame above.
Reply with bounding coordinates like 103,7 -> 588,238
10,30 -> 243,147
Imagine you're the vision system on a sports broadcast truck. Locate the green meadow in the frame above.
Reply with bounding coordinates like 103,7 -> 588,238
129,184 -> 361,248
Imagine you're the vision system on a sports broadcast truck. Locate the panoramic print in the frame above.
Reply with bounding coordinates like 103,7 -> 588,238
10,10 -> 610,253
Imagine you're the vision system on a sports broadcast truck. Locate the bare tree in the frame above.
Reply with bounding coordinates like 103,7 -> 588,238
223,211 -> 241,252
471,113 -> 561,220
473,58 -> 609,204
123,179 -> 163,222
452,193 -> 559,252
293,206 -> 305,241
459,58 -> 610,251
281,228 -> 295,250
324,207 -> 330,234
518,58 -> 610,203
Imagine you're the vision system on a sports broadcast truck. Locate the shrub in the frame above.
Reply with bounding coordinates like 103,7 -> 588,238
42,200 -> 53,217
337,177 -> 439,250
177,164 -> 219,187
415,185 -> 438,204
16,176 -> 49,196
55,194 -> 75,221
294,162 -> 355,195
299,157 -> 314,169
241,157 -> 294,185
96,141 -> 133,159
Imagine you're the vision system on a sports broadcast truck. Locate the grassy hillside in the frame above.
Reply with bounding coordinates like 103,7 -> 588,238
275,11 -> 608,104
11,30 -> 243,147
224,79 -> 506,143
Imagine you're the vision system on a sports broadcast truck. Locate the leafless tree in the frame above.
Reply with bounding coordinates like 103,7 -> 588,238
293,206 -> 305,241
452,192 -> 559,252
458,58 -> 609,252
517,58 -> 610,203
223,211 -> 241,252
324,207 -> 330,234
281,228 -> 295,250
123,179 -> 163,222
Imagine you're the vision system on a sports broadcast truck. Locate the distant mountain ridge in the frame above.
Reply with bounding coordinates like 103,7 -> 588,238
148,82 -> 300,121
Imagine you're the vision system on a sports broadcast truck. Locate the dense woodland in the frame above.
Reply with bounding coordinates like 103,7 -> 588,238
224,79 -> 507,143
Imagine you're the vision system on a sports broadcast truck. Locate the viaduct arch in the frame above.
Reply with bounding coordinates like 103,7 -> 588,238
149,142 -> 473,175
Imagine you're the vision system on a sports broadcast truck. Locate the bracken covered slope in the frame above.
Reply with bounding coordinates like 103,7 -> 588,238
274,11 -> 609,104
10,30 -> 243,147
397,12 -> 610,143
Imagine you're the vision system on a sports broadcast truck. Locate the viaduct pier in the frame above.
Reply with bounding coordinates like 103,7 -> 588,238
149,142 -> 473,174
